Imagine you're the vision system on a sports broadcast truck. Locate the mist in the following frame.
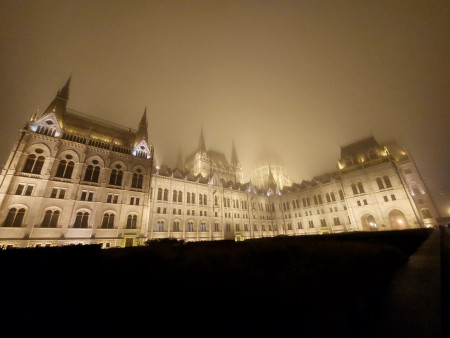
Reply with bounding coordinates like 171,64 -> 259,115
0,0 -> 448,216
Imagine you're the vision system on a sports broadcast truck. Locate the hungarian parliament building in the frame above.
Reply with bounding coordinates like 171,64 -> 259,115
0,78 -> 439,248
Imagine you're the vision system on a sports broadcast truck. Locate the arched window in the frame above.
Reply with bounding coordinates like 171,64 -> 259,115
187,221 -> 194,232
421,209 -> 432,219
214,195 -> 218,205
199,194 -> 203,205
351,183 -> 358,195
357,182 -> 365,194
376,177 -> 385,190
132,172 -> 144,189
41,210 -> 60,228
339,190 -> 344,200
126,214 -> 137,229
318,195 -> 323,204
173,190 -> 178,202
74,211 -> 89,228
326,193 -> 331,203
109,168 -> 123,186
292,201 -> 296,209
192,193 -> 195,204
306,197 -> 311,206
214,222 -> 220,232
3,208 -> 26,227
302,198 -> 306,207
23,154 -> 45,174
330,192 -> 336,202
200,222 -> 207,232
187,192 -> 191,203
163,189 -> 168,201
157,188 -> 162,201
203,194 -> 207,206
178,191 -> 182,203
313,196 -> 318,205
101,213 -> 115,229
173,220 -> 180,232
383,175 -> 392,188
55,159 -> 75,179
84,165 -> 100,182
297,221 -> 303,229
296,199 -> 300,208
156,221 -> 165,232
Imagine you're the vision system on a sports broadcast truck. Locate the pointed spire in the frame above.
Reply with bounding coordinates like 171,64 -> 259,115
268,165 -> 277,190
231,139 -> 239,166
198,126 -> 206,154
57,75 -> 71,101
176,146 -> 183,169
135,107 -> 149,144
40,76 -> 72,127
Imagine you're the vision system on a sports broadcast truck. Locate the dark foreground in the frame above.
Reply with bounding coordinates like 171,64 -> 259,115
0,229 -> 442,337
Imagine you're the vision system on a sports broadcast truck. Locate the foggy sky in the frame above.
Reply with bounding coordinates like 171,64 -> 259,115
0,0 -> 449,216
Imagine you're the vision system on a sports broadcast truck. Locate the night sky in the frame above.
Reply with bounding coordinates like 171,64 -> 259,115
0,1 -> 448,216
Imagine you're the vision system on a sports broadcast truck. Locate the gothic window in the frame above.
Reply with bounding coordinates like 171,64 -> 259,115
357,182 -> 365,194
73,211 -> 89,228
199,194 -> 203,205
55,156 -> 75,179
187,192 -> 191,204
297,222 -> 303,229
302,198 -> 306,207
308,220 -> 314,228
333,217 -> 341,226
163,189 -> 168,201
41,210 -> 60,228
203,194 -> 207,206
84,165 -> 100,182
306,197 -> 311,206
313,196 -> 318,205
187,221 -> 194,232
214,222 -> 220,232
292,201 -> 296,209
132,172 -> 144,189
318,195 -> 323,204
330,192 -> 336,202
173,221 -> 180,232
178,191 -> 182,203
15,183 -> 34,196
383,175 -> 392,188
173,190 -> 178,202
200,222 -> 207,232
3,208 -> 26,227
376,177 -> 385,190
192,193 -> 195,204
23,154 -> 45,174
157,188 -> 162,201
215,195 -> 218,205
156,221 -> 165,232
326,193 -> 331,203
109,167 -> 123,186
101,213 -> 115,229
339,190 -> 344,200
126,214 -> 137,229
351,183 -> 358,195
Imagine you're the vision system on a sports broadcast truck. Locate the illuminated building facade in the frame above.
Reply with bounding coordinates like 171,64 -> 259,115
0,79 -> 440,248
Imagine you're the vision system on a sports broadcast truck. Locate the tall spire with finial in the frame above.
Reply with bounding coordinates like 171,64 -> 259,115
40,75 -> 72,128
176,146 -> 183,169
135,107 -> 149,144
198,126 -> 206,154
231,139 -> 239,166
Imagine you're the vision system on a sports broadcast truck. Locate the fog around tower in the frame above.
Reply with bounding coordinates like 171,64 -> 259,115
0,1 -> 448,216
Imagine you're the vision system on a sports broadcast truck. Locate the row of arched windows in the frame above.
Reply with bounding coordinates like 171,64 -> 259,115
2,207 -> 139,229
22,153 -> 145,188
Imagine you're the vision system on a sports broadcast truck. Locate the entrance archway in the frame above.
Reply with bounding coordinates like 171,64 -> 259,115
389,209 -> 409,230
361,214 -> 378,231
